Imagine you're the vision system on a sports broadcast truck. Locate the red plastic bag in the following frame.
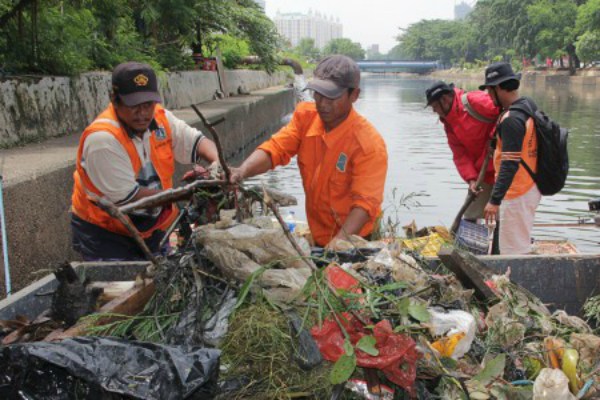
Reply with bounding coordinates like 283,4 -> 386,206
312,266 -> 420,395
311,314 -> 419,394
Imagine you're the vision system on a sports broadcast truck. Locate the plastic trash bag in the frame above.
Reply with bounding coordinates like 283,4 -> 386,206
0,336 -> 220,399
428,308 -> 476,359
311,314 -> 419,395
312,266 -> 419,394
532,368 -> 576,400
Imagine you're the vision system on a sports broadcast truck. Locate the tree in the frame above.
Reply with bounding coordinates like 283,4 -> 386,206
575,0 -> 600,33
0,0 -> 282,74
576,30 -> 600,65
322,38 -> 365,60
527,0 -> 578,72
294,38 -> 320,61
395,19 -> 473,65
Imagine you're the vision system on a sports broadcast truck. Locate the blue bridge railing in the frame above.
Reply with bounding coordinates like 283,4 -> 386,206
356,60 -> 440,73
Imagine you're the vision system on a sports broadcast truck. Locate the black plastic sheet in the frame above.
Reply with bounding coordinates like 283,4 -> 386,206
0,336 -> 220,399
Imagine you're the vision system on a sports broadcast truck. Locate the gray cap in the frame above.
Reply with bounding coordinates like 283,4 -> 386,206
305,55 -> 360,99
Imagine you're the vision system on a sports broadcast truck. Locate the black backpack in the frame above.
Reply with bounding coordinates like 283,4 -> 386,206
508,101 -> 569,196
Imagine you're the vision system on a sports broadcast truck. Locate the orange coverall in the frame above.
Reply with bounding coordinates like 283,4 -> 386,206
258,102 -> 388,246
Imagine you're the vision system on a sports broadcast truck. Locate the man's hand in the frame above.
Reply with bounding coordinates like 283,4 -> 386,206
468,180 -> 483,195
229,166 -> 245,184
325,236 -> 348,251
182,164 -> 209,182
483,203 -> 499,225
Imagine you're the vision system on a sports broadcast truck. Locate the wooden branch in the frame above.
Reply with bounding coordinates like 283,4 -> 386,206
450,139 -> 495,235
190,105 -> 232,183
118,179 -> 225,213
89,194 -> 158,265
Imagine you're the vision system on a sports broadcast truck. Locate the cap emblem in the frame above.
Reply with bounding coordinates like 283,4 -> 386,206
487,71 -> 499,79
134,74 -> 149,86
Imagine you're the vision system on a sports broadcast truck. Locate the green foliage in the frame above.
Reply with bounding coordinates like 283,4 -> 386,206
389,0 -> 598,68
35,5 -> 96,75
576,30 -> 600,64
0,0 -> 280,75
397,19 -> 474,65
295,38 -> 320,61
330,353 -> 356,384
576,0 -> 600,34
356,335 -> 379,356
472,354 -> 506,384
583,293 -> 600,323
527,0 -> 577,58
322,38 -> 365,61
206,34 -> 251,70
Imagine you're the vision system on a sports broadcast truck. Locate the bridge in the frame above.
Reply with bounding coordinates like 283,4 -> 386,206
356,60 -> 440,74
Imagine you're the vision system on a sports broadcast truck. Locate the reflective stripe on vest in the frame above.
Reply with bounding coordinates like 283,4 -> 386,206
71,103 -> 178,238
494,112 -> 537,200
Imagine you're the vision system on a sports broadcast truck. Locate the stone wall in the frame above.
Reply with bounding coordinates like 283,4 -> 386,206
0,69 -> 290,148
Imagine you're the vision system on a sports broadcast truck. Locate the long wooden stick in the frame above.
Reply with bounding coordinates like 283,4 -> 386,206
89,194 -> 159,265
190,104 -> 232,183
118,179 -> 225,213
450,139 -> 495,235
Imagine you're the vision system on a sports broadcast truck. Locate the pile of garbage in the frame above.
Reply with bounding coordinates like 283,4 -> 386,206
200,214 -> 600,399
1,210 -> 599,399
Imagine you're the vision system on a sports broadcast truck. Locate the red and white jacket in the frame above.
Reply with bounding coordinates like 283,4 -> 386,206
440,88 -> 500,185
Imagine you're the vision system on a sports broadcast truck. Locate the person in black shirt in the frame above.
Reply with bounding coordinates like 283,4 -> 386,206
479,62 -> 541,254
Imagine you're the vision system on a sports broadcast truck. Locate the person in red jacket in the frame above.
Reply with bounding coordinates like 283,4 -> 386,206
426,81 -> 500,220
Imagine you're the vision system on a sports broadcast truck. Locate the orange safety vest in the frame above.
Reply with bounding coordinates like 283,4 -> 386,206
71,103 -> 178,238
494,111 -> 537,200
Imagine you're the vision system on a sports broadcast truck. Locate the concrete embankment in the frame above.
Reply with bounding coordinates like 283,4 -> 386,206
0,70 -> 296,296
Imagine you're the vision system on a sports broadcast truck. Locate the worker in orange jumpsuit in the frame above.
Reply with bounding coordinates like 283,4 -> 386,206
229,55 -> 388,248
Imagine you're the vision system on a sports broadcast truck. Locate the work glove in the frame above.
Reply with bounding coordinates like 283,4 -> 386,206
207,161 -> 223,180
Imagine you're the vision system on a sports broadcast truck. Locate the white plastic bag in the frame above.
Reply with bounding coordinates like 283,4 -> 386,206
427,308 -> 476,359
532,368 -> 576,400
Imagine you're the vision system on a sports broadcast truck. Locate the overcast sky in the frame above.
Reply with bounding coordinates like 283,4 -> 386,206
265,0 -> 461,53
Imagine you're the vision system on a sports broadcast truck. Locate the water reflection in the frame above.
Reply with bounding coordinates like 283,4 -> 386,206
245,75 -> 600,252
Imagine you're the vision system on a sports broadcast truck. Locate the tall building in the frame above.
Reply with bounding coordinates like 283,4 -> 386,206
454,1 -> 472,20
253,0 -> 265,11
273,10 -> 343,49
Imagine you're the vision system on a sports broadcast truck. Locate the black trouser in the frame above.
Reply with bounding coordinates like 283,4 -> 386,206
71,214 -> 165,261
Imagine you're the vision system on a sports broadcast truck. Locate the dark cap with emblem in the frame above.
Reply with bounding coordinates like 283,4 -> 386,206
304,55 -> 360,99
425,81 -> 455,106
112,62 -> 162,106
479,61 -> 521,90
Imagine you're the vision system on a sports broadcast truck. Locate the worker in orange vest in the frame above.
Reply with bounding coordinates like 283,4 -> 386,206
481,62 -> 541,254
229,55 -> 388,248
71,62 -> 219,260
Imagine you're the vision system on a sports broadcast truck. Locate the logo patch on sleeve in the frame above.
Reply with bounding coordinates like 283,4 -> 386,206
336,152 -> 348,172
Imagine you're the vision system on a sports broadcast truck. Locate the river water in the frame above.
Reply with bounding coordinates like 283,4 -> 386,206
244,75 -> 600,253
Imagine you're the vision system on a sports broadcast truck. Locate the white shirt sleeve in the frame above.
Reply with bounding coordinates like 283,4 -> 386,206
165,109 -> 205,165
81,131 -> 139,204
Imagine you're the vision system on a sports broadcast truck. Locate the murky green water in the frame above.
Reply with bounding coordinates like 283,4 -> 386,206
245,75 -> 600,252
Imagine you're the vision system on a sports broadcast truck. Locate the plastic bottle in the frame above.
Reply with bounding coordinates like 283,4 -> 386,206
285,211 -> 296,233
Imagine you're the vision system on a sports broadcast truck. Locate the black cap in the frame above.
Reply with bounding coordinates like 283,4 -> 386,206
304,55 -> 360,99
112,62 -> 162,106
425,81 -> 455,106
479,62 -> 521,90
